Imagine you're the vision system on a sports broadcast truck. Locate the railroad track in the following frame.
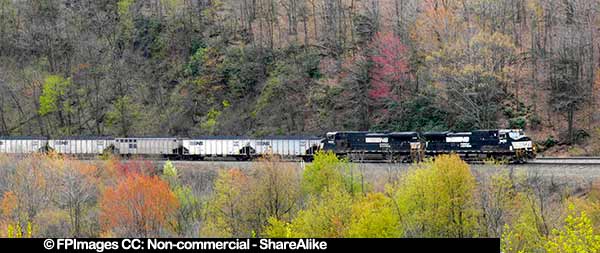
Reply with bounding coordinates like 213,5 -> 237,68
168,157 -> 600,166
535,156 -> 600,160
529,157 -> 600,165
75,156 -> 600,166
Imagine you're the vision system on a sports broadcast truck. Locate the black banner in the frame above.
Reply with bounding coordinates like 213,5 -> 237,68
1,238 -> 500,252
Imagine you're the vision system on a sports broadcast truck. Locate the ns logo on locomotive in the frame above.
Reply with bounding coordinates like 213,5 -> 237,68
0,129 -> 535,163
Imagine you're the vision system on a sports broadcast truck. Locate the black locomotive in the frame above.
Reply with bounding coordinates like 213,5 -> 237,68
322,129 -> 535,163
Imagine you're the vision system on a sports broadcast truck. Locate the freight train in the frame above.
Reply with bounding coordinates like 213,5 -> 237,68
0,129 -> 535,163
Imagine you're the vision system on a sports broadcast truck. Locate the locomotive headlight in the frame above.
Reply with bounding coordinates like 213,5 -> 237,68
512,141 -> 533,149
410,142 -> 421,149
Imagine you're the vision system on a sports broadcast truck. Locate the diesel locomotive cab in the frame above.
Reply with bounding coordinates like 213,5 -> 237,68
322,132 -> 337,151
499,129 -> 535,159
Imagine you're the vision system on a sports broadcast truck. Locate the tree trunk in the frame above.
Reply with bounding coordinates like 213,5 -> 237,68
568,106 -> 574,144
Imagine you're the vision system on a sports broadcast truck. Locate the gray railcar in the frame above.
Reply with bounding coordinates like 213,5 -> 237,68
182,137 -> 253,157
115,137 -> 180,156
0,137 -> 48,154
254,137 -> 322,156
182,136 -> 321,160
48,137 -> 114,155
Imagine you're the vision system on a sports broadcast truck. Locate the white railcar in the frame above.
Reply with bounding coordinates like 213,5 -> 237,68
254,137 -> 322,156
0,137 -> 48,154
182,136 -> 321,160
115,137 -> 180,156
48,138 -> 113,155
182,137 -> 253,157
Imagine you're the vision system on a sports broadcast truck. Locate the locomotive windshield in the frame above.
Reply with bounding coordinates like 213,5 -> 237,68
499,129 -> 526,140
326,132 -> 336,141
508,132 -> 521,139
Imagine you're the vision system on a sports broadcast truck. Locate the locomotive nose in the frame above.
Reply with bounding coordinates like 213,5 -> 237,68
410,142 -> 421,149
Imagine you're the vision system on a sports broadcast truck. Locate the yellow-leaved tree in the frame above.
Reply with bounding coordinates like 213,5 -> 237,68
302,151 -> 365,196
347,192 -> 401,238
201,169 -> 250,237
202,155 -> 303,237
500,197 -> 546,253
277,187 -> 353,238
265,151 -> 383,238
545,204 -> 600,253
394,154 -> 478,237
264,152 -> 355,238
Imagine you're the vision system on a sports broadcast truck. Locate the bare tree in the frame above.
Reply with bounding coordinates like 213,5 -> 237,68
55,160 -> 97,237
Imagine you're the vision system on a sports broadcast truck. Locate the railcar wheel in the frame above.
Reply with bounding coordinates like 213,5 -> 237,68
302,156 -> 314,162
236,156 -> 251,161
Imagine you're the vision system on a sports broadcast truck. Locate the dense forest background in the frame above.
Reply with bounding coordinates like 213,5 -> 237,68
1,0 -> 600,149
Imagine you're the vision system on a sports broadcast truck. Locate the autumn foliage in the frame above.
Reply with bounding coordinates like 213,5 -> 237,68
369,32 -> 409,101
99,173 -> 179,237
1,151 -> 600,252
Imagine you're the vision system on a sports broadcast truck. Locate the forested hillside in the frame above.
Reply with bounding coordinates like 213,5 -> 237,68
1,0 -> 599,151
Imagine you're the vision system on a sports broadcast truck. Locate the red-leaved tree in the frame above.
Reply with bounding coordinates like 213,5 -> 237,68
368,32 -> 410,124
99,173 -> 179,237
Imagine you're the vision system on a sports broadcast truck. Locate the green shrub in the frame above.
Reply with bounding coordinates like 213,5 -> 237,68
543,136 -> 557,148
529,114 -> 542,129
509,116 -> 527,129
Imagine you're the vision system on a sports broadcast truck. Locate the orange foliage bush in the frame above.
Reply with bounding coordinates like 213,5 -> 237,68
115,159 -> 157,176
99,173 -> 179,237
